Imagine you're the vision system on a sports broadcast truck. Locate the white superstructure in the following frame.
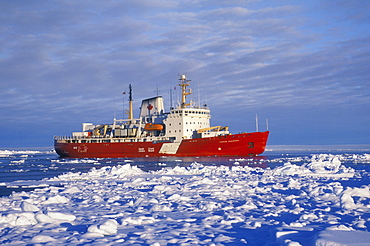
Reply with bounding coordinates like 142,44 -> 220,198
66,75 -> 229,143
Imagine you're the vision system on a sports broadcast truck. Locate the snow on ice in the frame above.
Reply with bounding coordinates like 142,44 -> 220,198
0,153 -> 370,245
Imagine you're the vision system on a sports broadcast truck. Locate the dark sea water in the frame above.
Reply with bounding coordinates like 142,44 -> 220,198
1,145 -> 370,196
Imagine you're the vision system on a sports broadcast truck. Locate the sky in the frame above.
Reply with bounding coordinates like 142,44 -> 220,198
1,0 -> 369,148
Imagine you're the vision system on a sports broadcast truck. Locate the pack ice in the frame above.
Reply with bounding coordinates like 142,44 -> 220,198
0,153 -> 370,245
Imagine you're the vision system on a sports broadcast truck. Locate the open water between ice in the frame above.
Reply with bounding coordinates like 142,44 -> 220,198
0,145 -> 370,245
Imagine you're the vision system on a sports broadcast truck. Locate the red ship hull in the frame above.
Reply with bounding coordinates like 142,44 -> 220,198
55,131 -> 269,158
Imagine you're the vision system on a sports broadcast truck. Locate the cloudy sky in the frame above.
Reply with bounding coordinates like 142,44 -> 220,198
1,0 -> 369,147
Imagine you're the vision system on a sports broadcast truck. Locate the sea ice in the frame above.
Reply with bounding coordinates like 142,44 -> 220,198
315,230 -> 370,246
20,201 -> 39,212
87,219 -> 118,236
31,235 -> 56,243
340,193 -> 357,210
0,154 -> 369,245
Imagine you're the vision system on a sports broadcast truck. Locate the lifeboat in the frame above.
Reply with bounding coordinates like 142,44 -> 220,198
144,123 -> 164,131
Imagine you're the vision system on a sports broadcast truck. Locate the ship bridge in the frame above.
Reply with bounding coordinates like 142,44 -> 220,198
163,107 -> 211,140
162,74 -> 229,141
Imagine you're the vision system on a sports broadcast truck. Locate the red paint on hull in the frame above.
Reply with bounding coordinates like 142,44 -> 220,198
55,131 -> 269,158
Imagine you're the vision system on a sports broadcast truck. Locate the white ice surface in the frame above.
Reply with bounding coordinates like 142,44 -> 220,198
0,150 -> 44,157
0,154 -> 369,245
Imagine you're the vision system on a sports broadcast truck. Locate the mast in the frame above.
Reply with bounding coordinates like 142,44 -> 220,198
128,84 -> 133,119
178,74 -> 192,108
170,88 -> 173,109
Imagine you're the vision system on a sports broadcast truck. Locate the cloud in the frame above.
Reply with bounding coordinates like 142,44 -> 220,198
0,0 -> 369,146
